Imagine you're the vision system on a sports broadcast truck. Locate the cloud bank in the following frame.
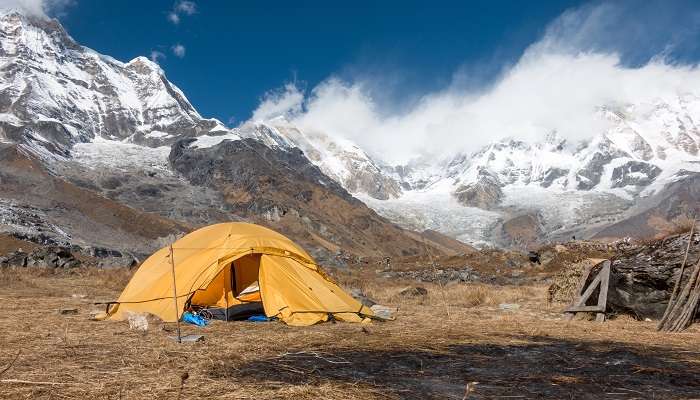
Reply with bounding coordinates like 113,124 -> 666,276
249,1 -> 700,164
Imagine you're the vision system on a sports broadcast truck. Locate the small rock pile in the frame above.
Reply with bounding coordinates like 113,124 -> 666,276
0,246 -> 81,269
384,266 -> 481,284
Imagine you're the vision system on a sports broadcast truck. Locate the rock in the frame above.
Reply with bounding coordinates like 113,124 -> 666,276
576,138 -> 630,190
554,244 -> 568,253
1,246 -> 81,269
608,231 -> 700,319
89,311 -> 108,320
84,246 -> 123,258
540,167 -> 569,188
126,312 -> 163,332
527,251 -> 541,264
453,167 -> 503,209
499,303 -> 521,311
27,246 -> 81,268
0,251 -> 28,268
97,255 -> 137,269
384,266 -> 480,284
370,304 -> 397,320
169,334 -> 205,343
349,288 -> 377,307
58,308 -> 78,315
610,160 -> 661,188
127,312 -> 149,331
399,286 -> 428,297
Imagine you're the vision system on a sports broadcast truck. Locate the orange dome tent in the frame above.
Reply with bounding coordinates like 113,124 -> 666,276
105,222 -> 372,326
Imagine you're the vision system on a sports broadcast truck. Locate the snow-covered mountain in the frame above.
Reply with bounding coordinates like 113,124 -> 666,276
241,98 -> 700,247
1,9 -> 697,251
0,10 -> 227,157
0,10 -> 462,259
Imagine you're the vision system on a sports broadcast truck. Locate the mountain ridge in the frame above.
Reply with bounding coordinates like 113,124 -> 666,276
1,10 -> 698,253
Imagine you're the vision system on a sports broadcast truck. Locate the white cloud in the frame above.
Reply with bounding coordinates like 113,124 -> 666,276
249,2 -> 700,164
175,0 -> 196,15
167,0 -> 196,24
171,43 -> 186,58
167,11 -> 179,24
0,0 -> 74,18
251,84 -> 304,121
149,50 -> 166,63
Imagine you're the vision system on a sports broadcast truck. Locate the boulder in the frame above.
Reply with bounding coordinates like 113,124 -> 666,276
0,251 -> 29,268
608,231 -> 700,319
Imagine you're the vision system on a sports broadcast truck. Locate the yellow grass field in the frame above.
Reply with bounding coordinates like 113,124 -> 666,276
0,267 -> 699,399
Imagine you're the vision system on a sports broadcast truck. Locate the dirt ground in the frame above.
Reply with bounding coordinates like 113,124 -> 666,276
0,267 -> 699,399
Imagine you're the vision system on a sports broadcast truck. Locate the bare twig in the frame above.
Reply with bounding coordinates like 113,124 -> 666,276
421,238 -> 451,318
1,379 -> 76,386
463,381 -> 478,399
0,349 -> 20,378
278,351 -> 351,364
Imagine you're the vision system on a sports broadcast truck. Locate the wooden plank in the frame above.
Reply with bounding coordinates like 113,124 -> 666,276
597,261 -> 611,311
573,262 -> 596,299
563,259 -> 611,322
573,272 -> 603,308
565,305 -> 606,313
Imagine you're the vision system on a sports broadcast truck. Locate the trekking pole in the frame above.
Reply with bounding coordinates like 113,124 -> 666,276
169,245 -> 182,343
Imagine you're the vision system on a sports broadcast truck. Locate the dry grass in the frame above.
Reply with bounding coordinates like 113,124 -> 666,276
651,214 -> 697,239
0,267 -> 699,399
361,281 -> 543,310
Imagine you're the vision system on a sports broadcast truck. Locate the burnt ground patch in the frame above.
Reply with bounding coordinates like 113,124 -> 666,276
216,335 -> 700,399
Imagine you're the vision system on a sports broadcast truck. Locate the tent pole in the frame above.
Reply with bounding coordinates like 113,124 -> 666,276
169,245 -> 181,343
224,271 -> 229,322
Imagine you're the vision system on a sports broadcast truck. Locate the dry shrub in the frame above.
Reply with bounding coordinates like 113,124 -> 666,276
547,259 -> 596,304
457,284 -> 490,307
651,214 -> 696,239
669,215 -> 697,234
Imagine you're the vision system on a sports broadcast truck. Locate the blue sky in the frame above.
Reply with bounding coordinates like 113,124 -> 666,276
56,0 -> 591,125
35,0 -> 700,161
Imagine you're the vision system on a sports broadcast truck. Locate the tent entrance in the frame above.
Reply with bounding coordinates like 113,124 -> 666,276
189,253 -> 264,320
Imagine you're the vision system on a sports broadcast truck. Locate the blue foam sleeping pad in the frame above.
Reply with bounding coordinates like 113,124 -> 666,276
247,314 -> 271,322
182,311 -> 208,327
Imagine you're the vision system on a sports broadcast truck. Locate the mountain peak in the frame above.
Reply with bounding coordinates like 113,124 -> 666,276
0,12 -> 222,153
126,56 -> 165,75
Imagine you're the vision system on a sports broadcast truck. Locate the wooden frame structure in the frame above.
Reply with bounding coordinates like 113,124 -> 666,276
564,259 -> 611,322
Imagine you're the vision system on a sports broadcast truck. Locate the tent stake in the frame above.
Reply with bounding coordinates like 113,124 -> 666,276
169,245 -> 181,343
